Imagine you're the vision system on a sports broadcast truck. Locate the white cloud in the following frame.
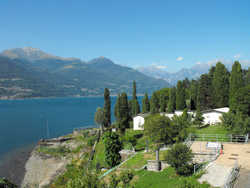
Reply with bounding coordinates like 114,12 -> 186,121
196,61 -> 202,65
151,63 -> 166,70
176,57 -> 183,61
233,54 -> 242,58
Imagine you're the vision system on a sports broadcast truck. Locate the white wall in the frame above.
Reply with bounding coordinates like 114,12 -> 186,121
133,116 -> 145,130
202,112 -> 223,125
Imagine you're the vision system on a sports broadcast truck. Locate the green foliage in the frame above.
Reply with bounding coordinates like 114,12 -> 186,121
114,93 -> 121,120
103,88 -> 111,128
82,130 -> 90,138
87,135 -> 96,147
94,107 -> 104,132
117,92 -> 130,133
0,178 -> 17,188
109,173 -> 120,188
194,109 -> 204,128
189,81 -> 198,110
230,85 -> 250,117
176,81 -> 186,110
212,62 -> 229,108
229,61 -> 244,104
144,114 -> 171,148
37,145 -> 71,157
165,143 -> 194,176
128,99 -> 133,121
150,91 -> 160,114
197,74 -> 213,110
120,170 -> 134,188
142,93 -> 150,113
132,81 -> 141,116
167,87 -> 176,112
221,112 -> 250,135
245,67 -> 250,86
103,131 -> 122,167
160,93 -> 168,112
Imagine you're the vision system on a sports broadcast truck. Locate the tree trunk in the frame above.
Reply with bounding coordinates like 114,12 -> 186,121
156,149 -> 160,171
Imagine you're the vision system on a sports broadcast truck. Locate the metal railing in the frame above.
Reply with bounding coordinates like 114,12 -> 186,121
224,158 -> 239,188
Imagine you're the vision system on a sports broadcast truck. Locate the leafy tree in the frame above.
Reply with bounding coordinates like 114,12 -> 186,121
230,85 -> 250,117
221,112 -> 250,135
167,87 -> 176,112
0,178 -> 17,188
144,114 -> 171,147
117,92 -> 130,133
182,78 -> 190,89
120,170 -> 134,188
109,173 -> 120,188
103,131 -> 122,167
197,74 -> 212,110
150,91 -> 159,114
176,81 -> 186,110
194,109 -> 204,128
245,67 -> 250,86
114,93 -> 121,120
212,62 -> 229,108
103,88 -> 111,128
94,107 -> 104,133
142,93 -> 150,113
132,81 -> 140,116
189,81 -> 198,110
165,143 -> 194,175
229,61 -> 244,103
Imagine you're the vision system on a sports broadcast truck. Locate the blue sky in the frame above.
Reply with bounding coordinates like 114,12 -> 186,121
0,0 -> 250,72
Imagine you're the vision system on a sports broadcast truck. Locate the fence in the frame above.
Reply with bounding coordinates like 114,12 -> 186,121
190,133 -> 249,144
224,158 -> 239,188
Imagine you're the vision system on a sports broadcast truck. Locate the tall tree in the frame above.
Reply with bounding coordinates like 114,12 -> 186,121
189,81 -> 198,110
197,74 -> 212,110
229,61 -> 244,103
160,93 -> 168,112
132,81 -> 140,116
194,109 -> 204,128
167,87 -> 176,112
176,80 -> 186,110
245,67 -> 250,86
142,93 -> 150,113
103,88 -> 111,128
118,92 -> 130,133
150,92 -> 159,114
212,62 -> 229,108
128,99 -> 133,121
94,107 -> 104,132
114,93 -> 121,120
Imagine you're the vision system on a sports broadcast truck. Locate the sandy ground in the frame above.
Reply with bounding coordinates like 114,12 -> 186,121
234,169 -> 250,188
21,151 -> 68,188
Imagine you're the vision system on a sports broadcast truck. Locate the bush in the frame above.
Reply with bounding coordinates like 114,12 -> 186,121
87,136 -> 96,147
83,130 -> 90,138
165,143 -> 194,176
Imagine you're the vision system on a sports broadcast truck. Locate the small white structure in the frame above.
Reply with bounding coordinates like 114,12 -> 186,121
202,107 -> 229,125
206,142 -> 222,150
133,113 -> 150,130
163,112 -> 175,119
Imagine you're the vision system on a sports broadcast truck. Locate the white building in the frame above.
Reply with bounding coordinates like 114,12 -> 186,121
133,113 -> 150,130
201,107 -> 229,125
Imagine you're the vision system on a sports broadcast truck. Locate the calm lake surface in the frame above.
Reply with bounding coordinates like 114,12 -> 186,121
0,96 -> 143,157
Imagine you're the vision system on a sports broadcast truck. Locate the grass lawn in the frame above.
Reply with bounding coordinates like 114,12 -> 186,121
133,167 -> 211,188
195,125 -> 228,135
91,137 -> 108,169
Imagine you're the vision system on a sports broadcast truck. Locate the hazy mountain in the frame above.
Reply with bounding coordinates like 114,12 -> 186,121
0,47 -> 171,99
137,59 -> 250,85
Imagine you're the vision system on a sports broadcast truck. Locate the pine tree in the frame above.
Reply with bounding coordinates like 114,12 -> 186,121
229,61 -> 244,103
132,81 -> 140,116
197,74 -> 212,110
167,87 -> 176,112
142,93 -> 150,113
176,80 -> 186,110
189,81 -> 198,110
150,92 -> 159,114
246,67 -> 250,86
128,100 -> 133,120
194,109 -> 204,128
114,93 -> 121,120
103,88 -> 111,128
212,62 -> 229,108
160,93 -> 168,112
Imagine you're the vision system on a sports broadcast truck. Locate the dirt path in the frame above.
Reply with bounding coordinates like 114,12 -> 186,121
234,169 -> 250,188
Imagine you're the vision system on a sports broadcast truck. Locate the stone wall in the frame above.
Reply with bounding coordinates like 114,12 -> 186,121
147,160 -> 169,171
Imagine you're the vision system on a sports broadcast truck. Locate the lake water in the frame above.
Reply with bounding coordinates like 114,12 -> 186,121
0,96 -> 143,156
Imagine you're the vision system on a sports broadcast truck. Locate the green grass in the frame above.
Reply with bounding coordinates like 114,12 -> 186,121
133,167 -> 211,188
37,145 -> 71,157
91,137 -> 108,168
195,125 -> 228,134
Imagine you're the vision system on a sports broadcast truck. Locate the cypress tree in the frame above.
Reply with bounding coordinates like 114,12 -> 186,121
128,100 -> 133,120
176,80 -> 186,110
160,93 -> 168,112
212,62 -> 229,108
190,81 -> 198,110
142,93 -> 150,113
118,92 -> 130,133
150,92 -> 159,114
132,81 -> 140,116
114,93 -> 121,120
246,67 -> 250,86
103,88 -> 111,128
167,87 -> 176,112
229,61 -> 244,103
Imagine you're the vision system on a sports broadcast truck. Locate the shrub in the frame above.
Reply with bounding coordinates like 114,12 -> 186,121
87,136 -> 96,147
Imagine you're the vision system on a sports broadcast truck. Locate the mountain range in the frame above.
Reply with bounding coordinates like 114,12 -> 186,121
0,47 -> 171,99
137,59 -> 250,84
